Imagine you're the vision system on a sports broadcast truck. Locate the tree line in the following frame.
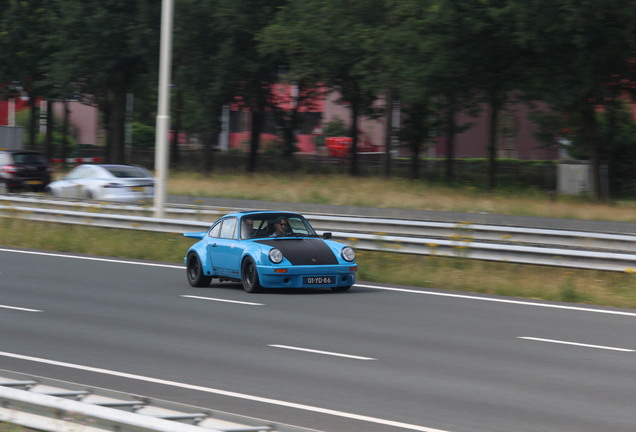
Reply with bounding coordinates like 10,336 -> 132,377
1,0 -> 636,199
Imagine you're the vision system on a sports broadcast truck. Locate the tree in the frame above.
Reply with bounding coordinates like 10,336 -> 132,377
514,0 -> 636,199
0,0 -> 57,151
213,0 -> 288,173
260,0 -> 387,176
48,0 -> 160,164
431,0 -> 528,190
172,0 -> 228,172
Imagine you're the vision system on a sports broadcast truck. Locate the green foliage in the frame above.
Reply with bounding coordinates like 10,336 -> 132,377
14,108 -> 78,156
323,117 -> 348,138
35,131 -> 78,157
1,0 -> 636,192
132,122 -> 155,148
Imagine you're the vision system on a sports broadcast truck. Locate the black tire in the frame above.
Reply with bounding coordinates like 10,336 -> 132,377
0,181 -> 7,194
241,257 -> 263,293
186,253 -> 212,287
331,285 -> 352,293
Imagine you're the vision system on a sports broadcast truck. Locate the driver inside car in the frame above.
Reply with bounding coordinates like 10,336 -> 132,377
269,217 -> 289,237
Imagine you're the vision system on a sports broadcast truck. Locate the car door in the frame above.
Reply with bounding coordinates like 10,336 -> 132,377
59,166 -> 91,198
208,217 -> 243,278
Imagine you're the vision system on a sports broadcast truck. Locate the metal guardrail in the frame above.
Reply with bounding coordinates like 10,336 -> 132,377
1,195 -> 636,272
0,370 -> 318,432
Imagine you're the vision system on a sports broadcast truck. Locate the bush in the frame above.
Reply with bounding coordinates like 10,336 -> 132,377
132,122 -> 156,148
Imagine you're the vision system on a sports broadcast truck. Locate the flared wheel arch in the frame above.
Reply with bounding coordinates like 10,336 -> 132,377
241,256 -> 263,293
186,251 -> 212,287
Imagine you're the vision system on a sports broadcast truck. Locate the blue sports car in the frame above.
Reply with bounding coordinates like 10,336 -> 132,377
184,211 -> 357,293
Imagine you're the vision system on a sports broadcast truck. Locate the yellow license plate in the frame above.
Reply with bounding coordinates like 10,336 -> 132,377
131,186 -> 144,192
26,180 -> 43,185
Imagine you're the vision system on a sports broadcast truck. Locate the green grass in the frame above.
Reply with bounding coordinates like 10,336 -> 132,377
167,171 -> 636,223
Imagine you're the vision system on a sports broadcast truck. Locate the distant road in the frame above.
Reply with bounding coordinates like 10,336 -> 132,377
168,195 -> 636,234
3,247 -> 636,432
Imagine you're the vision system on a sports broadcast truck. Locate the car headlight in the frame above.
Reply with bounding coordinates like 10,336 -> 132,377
341,246 -> 355,262
269,248 -> 283,264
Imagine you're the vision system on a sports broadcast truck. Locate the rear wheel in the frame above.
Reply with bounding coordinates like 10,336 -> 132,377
0,181 -> 7,194
241,258 -> 262,293
186,253 -> 212,287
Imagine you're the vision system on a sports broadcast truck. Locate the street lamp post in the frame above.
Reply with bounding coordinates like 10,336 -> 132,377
153,0 -> 174,218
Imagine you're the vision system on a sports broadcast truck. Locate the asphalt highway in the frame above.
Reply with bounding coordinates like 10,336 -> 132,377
2,247 -> 636,432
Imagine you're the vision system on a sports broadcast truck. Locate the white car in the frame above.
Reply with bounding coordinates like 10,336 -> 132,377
46,164 -> 154,203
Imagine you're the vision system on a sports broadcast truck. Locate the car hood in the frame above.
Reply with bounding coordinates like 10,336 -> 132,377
255,238 -> 338,265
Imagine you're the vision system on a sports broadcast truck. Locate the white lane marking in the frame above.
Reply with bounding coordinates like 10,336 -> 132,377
0,304 -> 42,312
519,337 -> 635,352
355,284 -> 636,317
4,247 -> 633,318
0,351 -> 451,432
181,295 -> 264,306
268,344 -> 376,361
0,248 -> 183,269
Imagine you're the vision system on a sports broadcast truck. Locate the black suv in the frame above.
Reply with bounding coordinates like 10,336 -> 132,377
0,150 -> 53,194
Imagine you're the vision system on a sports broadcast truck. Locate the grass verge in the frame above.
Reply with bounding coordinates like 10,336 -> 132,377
167,172 -> 636,223
2,218 -> 636,309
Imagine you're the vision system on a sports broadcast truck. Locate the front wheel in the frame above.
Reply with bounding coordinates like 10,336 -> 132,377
186,253 -> 212,287
241,258 -> 263,293
84,189 -> 95,200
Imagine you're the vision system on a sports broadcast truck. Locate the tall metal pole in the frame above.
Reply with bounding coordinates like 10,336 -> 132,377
153,0 -> 174,218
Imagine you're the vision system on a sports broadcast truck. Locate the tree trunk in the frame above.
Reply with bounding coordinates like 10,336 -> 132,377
247,110 -> 263,173
171,87 -> 182,167
486,97 -> 500,191
102,103 -> 112,162
45,100 -> 54,158
444,107 -> 456,183
581,105 -> 604,200
28,95 -> 38,150
349,102 -> 359,176
109,89 -> 127,164
62,100 -> 70,162
410,138 -> 420,180
202,124 -> 216,173
383,89 -> 393,178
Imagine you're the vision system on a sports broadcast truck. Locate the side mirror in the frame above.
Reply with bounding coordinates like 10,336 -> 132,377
322,232 -> 332,239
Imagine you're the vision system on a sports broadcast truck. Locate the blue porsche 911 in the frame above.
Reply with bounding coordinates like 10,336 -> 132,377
184,211 -> 357,293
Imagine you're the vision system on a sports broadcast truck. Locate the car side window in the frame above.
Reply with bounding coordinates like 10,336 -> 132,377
83,166 -> 97,178
219,217 -> 237,239
208,221 -> 222,238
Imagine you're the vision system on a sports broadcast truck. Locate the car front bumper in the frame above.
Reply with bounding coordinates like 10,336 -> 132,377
257,264 -> 357,288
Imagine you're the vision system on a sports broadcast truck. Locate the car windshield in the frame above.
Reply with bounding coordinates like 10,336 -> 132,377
12,152 -> 47,164
241,213 -> 318,239
104,165 -> 151,178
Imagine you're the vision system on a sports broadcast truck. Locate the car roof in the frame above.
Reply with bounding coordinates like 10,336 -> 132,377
223,210 -> 303,219
88,164 -> 145,169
